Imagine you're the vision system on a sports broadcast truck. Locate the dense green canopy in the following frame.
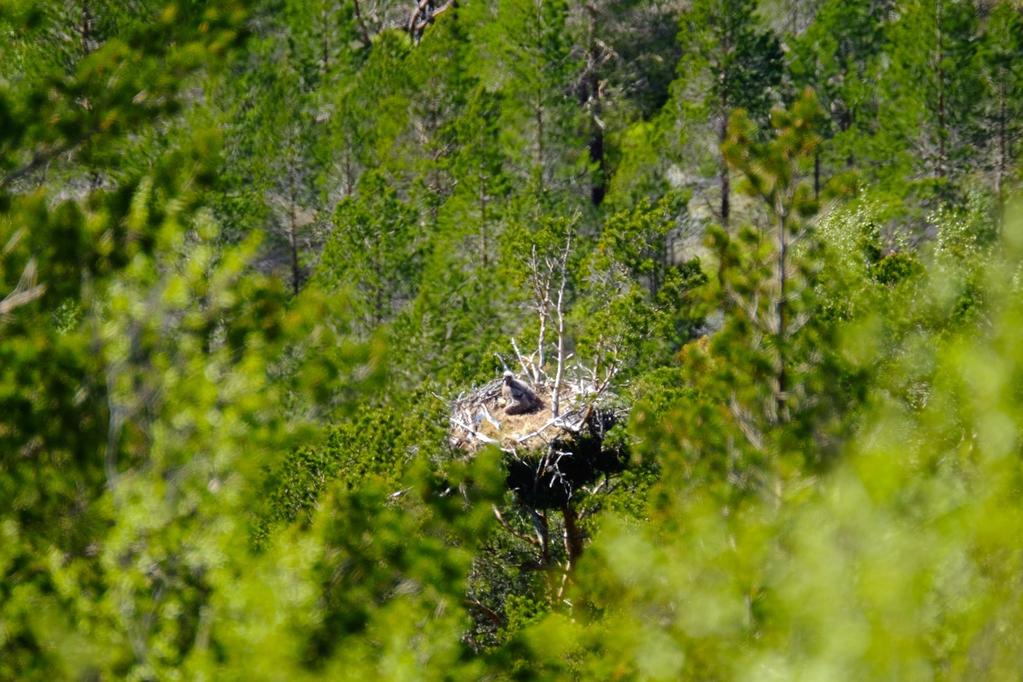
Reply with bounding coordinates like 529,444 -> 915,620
2,0 -> 1023,679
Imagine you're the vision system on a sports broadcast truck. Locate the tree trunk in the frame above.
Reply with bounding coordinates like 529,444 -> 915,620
996,75 -> 1007,199
814,148 -> 821,201
352,0 -> 371,44
478,170 -> 489,267
532,509 -> 551,567
588,107 -> 605,205
321,5 -> 330,75
561,503 -> 583,569
720,162 -> 731,227
289,235 -> 300,295
80,1 -> 94,54
535,97 -> 546,193
584,5 -> 605,206
288,185 -> 301,296
775,208 -> 788,423
720,112 -> 731,227
935,0 -> 947,183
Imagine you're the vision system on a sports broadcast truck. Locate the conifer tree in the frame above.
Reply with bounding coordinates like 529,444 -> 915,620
979,1 -> 1023,202
672,0 -> 784,226
318,171 -> 421,333
6,1 -> 1023,678
469,0 -> 584,197
880,0 -> 985,198
789,0 -> 892,194
0,3 -> 375,675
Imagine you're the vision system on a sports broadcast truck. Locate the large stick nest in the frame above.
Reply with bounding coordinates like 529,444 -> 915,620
448,369 -> 628,508
448,371 -> 618,454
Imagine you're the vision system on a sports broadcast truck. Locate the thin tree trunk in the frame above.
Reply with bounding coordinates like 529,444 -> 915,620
343,148 -> 356,196
814,148 -> 821,201
561,503 -> 583,568
288,182 -> 301,296
584,4 -> 605,206
717,30 -> 732,227
321,6 -> 330,74
775,208 -> 788,423
841,103 -> 855,167
352,0 -> 371,44
720,112 -> 730,227
80,1 -> 94,55
720,161 -> 731,227
935,0 -> 947,183
552,283 -> 565,417
535,98 -> 546,192
371,236 -> 385,327
588,99 -> 605,205
479,171 -> 489,267
996,75 -> 1007,199
532,509 -> 550,567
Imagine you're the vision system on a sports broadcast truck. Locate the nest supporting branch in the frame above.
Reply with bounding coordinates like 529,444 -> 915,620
448,358 -> 627,512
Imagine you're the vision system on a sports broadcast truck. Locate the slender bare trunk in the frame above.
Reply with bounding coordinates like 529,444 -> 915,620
720,113 -> 730,227
552,232 -> 571,416
288,181 -> 300,296
584,4 -> 605,205
561,503 -> 583,567
775,207 -> 788,423
552,285 -> 565,417
935,0 -> 947,182
352,0 -> 371,44
536,306 -> 547,379
814,148 -> 821,201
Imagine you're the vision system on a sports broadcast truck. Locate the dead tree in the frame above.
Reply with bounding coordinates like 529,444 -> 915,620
448,224 -> 632,609
408,0 -> 457,42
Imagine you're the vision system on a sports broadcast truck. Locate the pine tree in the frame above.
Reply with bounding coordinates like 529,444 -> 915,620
789,0 -> 892,195
979,1 -> 1023,202
672,0 -> 784,226
638,91 -> 856,501
317,171 -> 421,333
0,3 -> 377,675
468,0 -> 584,197
880,0 -> 985,198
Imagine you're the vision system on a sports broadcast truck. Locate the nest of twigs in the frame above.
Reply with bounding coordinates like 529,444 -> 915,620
449,371 -> 604,451
448,367 -> 627,508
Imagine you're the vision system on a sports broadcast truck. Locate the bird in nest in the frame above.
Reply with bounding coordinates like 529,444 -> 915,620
501,371 -> 541,415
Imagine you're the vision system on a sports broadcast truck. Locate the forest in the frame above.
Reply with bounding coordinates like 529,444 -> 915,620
2,0 -> 1023,679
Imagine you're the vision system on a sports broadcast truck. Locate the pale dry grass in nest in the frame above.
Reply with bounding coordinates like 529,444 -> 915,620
476,384 -> 576,449
449,374 -> 611,455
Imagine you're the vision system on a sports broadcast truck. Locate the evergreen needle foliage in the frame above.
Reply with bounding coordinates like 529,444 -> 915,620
2,0 -> 1023,679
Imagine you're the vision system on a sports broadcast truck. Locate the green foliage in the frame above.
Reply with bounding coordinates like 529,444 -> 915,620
880,0 -> 985,197
317,171 -> 422,331
253,390 -> 446,544
465,0 -> 588,198
517,205 -> 1023,680
578,193 -> 708,375
5,1 -> 1023,679
788,0 -> 889,175
677,0 -> 784,127
653,0 -> 784,220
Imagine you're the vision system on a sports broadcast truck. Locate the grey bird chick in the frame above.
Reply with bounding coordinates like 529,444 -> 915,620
501,371 -> 540,415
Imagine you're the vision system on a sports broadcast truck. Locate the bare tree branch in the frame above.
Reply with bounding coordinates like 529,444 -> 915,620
492,505 -> 540,547
352,0 -> 371,44
551,231 -> 572,417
